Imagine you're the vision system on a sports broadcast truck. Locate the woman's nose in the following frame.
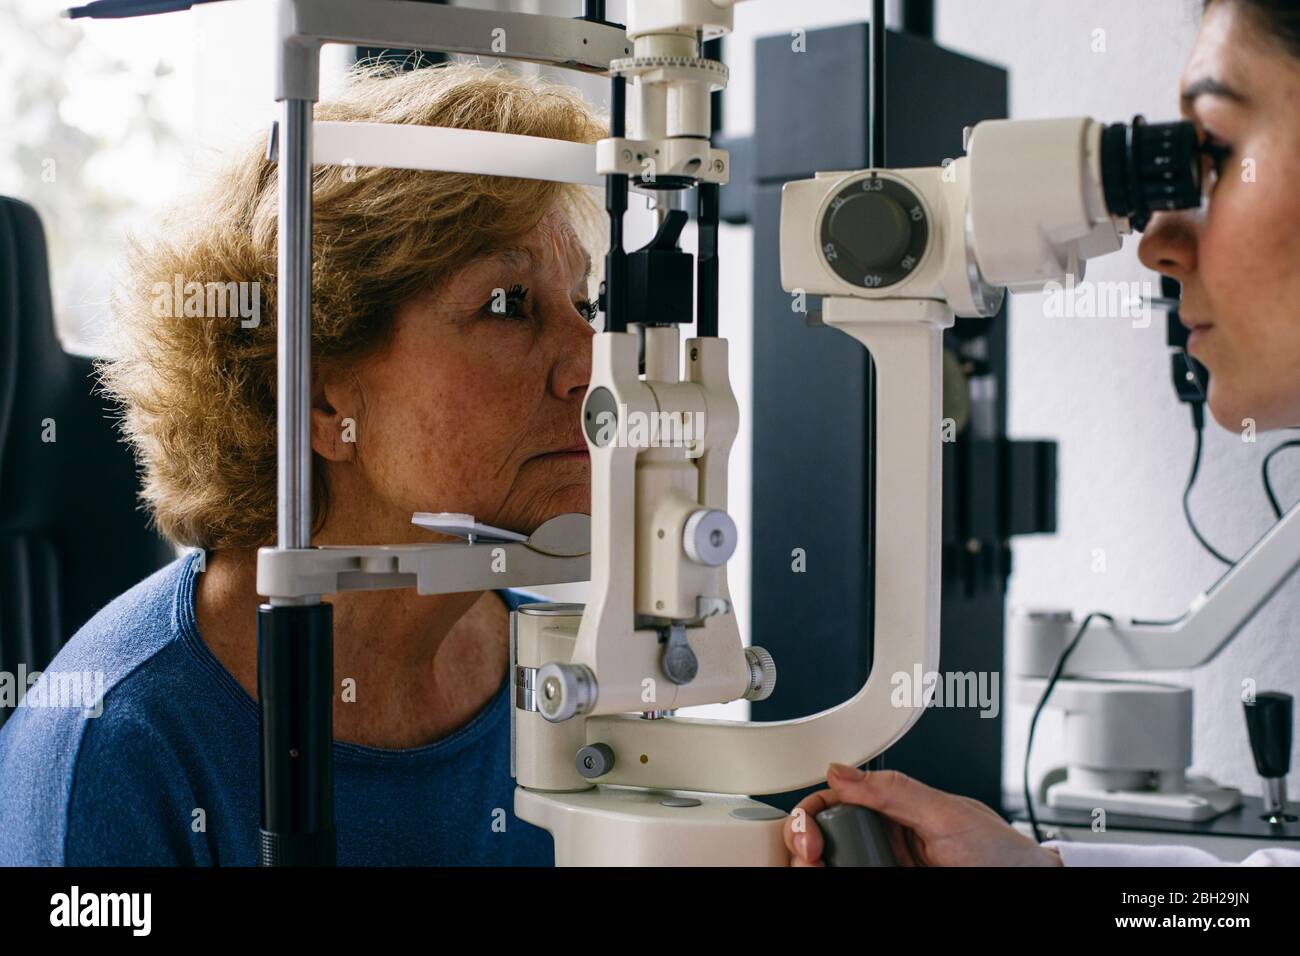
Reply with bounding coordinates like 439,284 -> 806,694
1137,209 -> 1198,281
548,306 -> 593,401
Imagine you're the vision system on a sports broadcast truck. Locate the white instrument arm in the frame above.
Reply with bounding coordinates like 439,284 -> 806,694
573,301 -> 949,796
1011,500 -> 1300,677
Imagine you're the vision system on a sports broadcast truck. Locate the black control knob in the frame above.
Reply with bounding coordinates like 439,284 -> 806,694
1244,691 -> 1292,779
820,175 -> 929,290
827,191 -> 913,269
1244,691 -> 1293,821
815,804 -> 897,867
1101,115 -> 1202,231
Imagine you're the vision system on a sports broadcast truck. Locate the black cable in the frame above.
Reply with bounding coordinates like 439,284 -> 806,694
1183,403 -> 1237,566
1023,611 -> 1115,845
1262,440 -> 1300,519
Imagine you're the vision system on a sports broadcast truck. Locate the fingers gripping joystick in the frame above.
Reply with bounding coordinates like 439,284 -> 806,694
815,804 -> 898,867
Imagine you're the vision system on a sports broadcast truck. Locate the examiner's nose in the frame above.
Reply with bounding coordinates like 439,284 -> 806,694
1137,209 -> 1198,283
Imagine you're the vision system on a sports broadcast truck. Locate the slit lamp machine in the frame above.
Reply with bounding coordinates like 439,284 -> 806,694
68,0 -> 1300,865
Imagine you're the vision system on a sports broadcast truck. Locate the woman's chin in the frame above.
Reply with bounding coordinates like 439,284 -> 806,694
550,485 -> 592,517
509,484 -> 592,532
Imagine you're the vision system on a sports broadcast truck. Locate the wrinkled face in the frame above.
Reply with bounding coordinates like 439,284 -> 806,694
1137,1 -> 1300,431
314,207 -> 596,543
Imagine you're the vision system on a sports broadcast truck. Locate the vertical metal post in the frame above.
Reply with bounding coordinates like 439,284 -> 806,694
278,98 -> 314,553
696,183 -> 720,339
866,0 -> 887,775
901,0 -> 934,39
693,36 -> 723,340
603,74 -> 629,334
258,96 -> 336,867
869,0 -> 887,169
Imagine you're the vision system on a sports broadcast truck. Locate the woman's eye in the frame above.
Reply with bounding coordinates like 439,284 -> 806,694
479,286 -> 599,326
482,284 -> 529,319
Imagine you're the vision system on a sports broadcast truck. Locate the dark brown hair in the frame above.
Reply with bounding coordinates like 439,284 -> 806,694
1207,0 -> 1300,57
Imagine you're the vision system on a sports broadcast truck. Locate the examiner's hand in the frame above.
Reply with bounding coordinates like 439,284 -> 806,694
784,764 -> 1063,867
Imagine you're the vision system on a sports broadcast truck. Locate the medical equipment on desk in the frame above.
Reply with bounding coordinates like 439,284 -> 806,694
1009,522 -> 1300,824
68,0 -> 1208,866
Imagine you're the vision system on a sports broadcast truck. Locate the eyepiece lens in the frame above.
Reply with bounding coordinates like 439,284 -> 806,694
1101,116 -> 1201,230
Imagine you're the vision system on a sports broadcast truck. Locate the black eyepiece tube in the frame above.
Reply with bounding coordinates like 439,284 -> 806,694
1101,115 -> 1202,231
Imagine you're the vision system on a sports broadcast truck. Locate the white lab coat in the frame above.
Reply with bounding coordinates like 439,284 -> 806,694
1044,840 -> 1300,866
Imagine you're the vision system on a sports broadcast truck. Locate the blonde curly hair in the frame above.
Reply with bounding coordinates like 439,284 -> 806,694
99,62 -> 607,550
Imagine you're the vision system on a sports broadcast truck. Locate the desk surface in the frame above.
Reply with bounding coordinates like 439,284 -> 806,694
1005,794 -> 1300,843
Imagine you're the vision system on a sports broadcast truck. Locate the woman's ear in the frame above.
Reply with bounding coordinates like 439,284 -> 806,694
311,374 -> 362,463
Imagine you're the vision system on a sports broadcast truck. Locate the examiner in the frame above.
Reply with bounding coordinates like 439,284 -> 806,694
788,0 -> 1300,868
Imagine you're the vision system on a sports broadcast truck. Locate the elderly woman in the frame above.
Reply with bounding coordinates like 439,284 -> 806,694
0,62 -> 605,865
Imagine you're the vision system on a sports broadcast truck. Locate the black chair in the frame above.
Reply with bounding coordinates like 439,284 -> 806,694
0,196 -> 173,726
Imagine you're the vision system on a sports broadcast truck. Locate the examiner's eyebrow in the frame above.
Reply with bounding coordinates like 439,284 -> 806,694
1181,76 -> 1248,105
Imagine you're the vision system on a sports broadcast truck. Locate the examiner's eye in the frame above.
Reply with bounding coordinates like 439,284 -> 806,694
483,283 -> 530,319
1199,136 -> 1232,188
576,299 -> 598,325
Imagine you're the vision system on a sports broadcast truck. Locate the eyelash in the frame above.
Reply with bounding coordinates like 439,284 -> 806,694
1201,137 -> 1232,180
481,283 -> 598,325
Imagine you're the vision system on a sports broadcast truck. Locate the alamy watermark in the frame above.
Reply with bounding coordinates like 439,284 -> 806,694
591,405 -> 706,459
0,666 -> 104,717
151,275 -> 261,328
1042,275 -> 1156,329
890,665 -> 1000,718
50,886 -> 150,936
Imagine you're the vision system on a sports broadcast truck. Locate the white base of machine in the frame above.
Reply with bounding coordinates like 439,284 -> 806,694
516,785 -> 788,866
1046,775 -> 1242,822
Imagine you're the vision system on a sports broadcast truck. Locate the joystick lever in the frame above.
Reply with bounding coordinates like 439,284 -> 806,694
1243,691 -> 1294,823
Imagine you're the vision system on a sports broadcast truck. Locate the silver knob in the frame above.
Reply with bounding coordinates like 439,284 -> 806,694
536,662 -> 598,723
743,646 -> 777,701
683,508 -> 737,567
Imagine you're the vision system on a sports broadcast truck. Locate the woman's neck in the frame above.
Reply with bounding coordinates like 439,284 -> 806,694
193,548 -> 510,748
